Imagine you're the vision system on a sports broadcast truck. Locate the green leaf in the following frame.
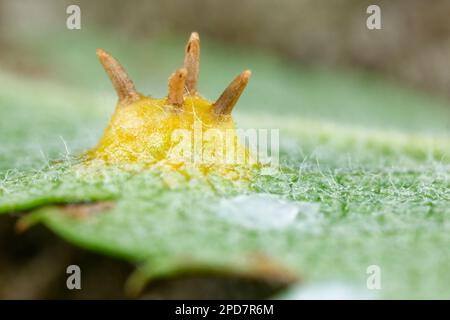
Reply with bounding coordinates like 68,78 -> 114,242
1,32 -> 450,298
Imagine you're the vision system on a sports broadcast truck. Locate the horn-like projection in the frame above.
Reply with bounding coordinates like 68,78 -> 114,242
96,48 -> 140,104
183,32 -> 200,95
168,68 -> 187,107
213,70 -> 251,116
90,32 -> 254,172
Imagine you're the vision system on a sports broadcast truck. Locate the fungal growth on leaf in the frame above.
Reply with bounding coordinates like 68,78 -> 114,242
87,32 -> 252,176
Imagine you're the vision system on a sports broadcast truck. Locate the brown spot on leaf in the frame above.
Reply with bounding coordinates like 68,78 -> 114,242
60,201 -> 115,219
15,217 -> 34,234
